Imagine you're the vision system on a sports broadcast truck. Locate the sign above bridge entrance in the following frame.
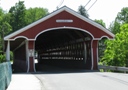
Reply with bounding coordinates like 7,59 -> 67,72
56,19 -> 73,23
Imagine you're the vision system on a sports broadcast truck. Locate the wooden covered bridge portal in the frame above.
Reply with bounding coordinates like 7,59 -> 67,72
4,6 -> 114,72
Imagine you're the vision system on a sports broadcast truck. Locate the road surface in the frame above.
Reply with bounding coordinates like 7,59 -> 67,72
35,70 -> 128,90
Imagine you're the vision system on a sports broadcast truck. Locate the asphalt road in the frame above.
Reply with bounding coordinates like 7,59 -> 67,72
35,70 -> 128,90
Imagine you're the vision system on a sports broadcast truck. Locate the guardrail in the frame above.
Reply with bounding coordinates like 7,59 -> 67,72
98,65 -> 128,73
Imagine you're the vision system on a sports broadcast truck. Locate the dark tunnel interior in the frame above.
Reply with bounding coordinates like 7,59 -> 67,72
35,29 -> 92,70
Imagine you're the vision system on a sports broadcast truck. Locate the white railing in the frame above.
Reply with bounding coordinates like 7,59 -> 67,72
98,65 -> 128,73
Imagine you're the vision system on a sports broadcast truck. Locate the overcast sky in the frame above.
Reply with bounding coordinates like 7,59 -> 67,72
0,0 -> 128,27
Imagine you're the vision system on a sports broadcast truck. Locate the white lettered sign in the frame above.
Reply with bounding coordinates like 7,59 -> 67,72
56,19 -> 73,23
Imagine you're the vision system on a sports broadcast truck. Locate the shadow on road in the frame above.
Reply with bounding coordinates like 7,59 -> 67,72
12,63 -> 99,74
34,63 -> 99,74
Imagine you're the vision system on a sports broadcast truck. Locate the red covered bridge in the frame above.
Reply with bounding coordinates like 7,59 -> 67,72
4,6 -> 114,72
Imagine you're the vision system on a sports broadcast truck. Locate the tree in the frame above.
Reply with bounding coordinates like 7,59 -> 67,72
101,7 -> 128,67
0,8 -> 12,54
116,7 -> 128,24
109,7 -> 128,34
102,24 -> 128,67
9,1 -> 49,32
25,7 -> 48,25
0,2 -> 49,62
78,5 -> 89,18
94,19 -> 106,27
9,1 -> 26,32
109,20 -> 121,34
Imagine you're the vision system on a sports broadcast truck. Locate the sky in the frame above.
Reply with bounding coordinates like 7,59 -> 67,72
0,0 -> 128,27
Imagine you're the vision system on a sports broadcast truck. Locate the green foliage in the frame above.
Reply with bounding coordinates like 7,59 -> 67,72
102,24 -> 128,67
116,7 -> 128,23
9,1 -> 49,32
109,20 -> 121,34
0,8 -> 12,53
10,51 -> 13,61
9,1 -> 26,31
25,7 -> 48,25
78,5 -> 89,18
109,7 -> 128,34
98,38 -> 107,61
0,8 -> 12,35
0,54 -> 6,63
103,7 -> 128,67
0,1 -> 49,58
94,19 -> 106,27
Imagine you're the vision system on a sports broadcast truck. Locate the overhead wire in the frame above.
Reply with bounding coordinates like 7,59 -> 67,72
57,0 -> 64,9
87,0 -> 97,11
56,0 -> 97,11
84,0 -> 91,8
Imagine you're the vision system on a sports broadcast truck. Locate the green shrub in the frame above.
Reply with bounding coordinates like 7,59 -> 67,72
0,54 -> 6,63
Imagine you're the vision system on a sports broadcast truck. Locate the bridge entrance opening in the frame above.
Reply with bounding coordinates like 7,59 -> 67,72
35,28 -> 92,70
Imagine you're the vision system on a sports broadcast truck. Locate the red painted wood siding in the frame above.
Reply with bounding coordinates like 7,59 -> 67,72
11,11 -> 113,39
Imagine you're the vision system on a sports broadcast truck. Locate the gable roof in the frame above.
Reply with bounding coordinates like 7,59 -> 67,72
4,6 -> 114,40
